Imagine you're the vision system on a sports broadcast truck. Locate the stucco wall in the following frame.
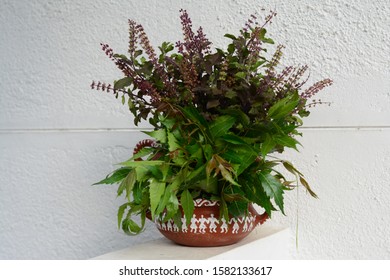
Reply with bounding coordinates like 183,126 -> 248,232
0,0 -> 389,259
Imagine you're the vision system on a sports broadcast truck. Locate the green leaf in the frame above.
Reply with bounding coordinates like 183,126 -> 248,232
167,131 -> 181,152
224,185 -> 248,217
180,105 -> 209,128
258,172 -> 285,214
187,142 -> 203,162
224,33 -> 237,40
122,217 -> 143,235
117,203 -> 130,228
261,134 -> 276,157
219,198 -> 229,223
114,77 -> 133,90
156,184 -> 176,215
275,135 -> 300,150
227,43 -> 235,54
209,115 -> 236,139
235,72 -> 246,79
164,191 -> 179,222
187,164 -> 206,183
220,134 -> 247,145
242,180 -> 275,217
117,169 -> 136,199
222,144 -> 258,176
180,190 -> 194,226
220,108 -> 250,126
149,180 -> 166,219
130,147 -> 154,161
268,93 -> 300,120
143,129 -> 167,143
220,164 -> 240,186
172,211 -> 183,230
93,167 -> 131,185
119,160 -> 164,168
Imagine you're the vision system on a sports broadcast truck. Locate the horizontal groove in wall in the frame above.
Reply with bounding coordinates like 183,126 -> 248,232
0,126 -> 390,134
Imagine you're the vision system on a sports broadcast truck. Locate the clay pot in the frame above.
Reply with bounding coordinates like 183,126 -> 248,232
134,140 -> 269,247
153,199 -> 269,247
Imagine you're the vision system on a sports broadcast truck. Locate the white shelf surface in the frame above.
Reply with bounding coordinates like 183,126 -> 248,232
92,225 -> 292,260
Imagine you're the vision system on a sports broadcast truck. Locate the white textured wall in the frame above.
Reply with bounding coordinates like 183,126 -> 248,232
0,0 -> 389,259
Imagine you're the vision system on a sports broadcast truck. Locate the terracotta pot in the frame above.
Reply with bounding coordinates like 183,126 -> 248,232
134,140 -> 269,247
153,199 -> 269,247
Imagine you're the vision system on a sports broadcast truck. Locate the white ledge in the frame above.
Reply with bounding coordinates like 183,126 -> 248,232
92,225 -> 292,260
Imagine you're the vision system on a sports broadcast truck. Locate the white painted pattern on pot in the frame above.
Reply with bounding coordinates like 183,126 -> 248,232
156,213 -> 257,234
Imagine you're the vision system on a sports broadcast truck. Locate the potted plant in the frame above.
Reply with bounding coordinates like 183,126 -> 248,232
91,9 -> 332,246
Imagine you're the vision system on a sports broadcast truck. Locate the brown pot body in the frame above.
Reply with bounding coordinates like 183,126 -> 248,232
154,199 -> 268,247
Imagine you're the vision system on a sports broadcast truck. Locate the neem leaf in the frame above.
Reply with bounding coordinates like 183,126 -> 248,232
119,160 -> 164,167
143,129 -> 167,143
122,217 -> 143,235
93,167 -> 131,185
242,181 -> 275,217
275,135 -> 300,150
258,171 -> 285,214
149,180 -> 166,219
117,203 -> 130,228
268,93 -> 299,120
180,190 -> 194,226
209,115 -> 236,139
117,169 -> 137,199
180,105 -> 209,128
261,134 -> 276,157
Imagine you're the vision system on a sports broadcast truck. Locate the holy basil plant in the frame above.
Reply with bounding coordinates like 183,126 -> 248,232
92,9 -> 332,234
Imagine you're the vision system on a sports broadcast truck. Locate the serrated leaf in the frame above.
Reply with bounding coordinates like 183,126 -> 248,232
275,135 -> 300,150
261,134 -> 276,157
258,172 -> 285,214
167,131 -> 180,152
187,164 -> 206,182
117,169 -> 136,199
268,93 -> 299,120
179,105 -> 209,128
93,167 -> 131,185
149,180 -> 165,219
220,164 -> 240,186
209,115 -> 236,139
164,192 -> 179,222
143,129 -> 167,143
242,181 -> 275,217
223,149 -> 256,176
220,134 -> 247,145
180,190 -> 194,226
